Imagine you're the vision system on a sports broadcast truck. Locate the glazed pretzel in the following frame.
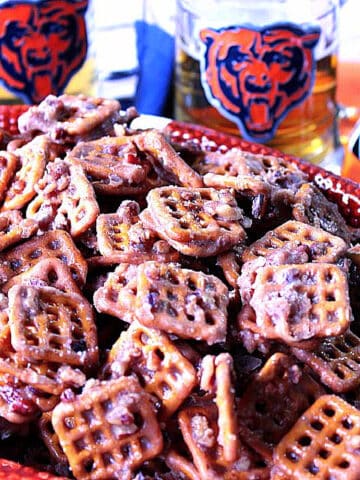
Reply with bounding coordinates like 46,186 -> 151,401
96,201 -> 179,264
135,261 -> 229,345
273,395 -> 360,479
18,94 -> 120,140
52,377 -> 163,480
8,285 -> 98,368
93,263 -> 139,324
107,321 -> 197,418
27,159 -> 99,238
1,135 -> 49,211
0,230 -> 88,288
143,186 -> 246,256
0,151 -> 17,204
199,353 -> 239,462
0,210 -> 38,252
0,372 -> 40,424
164,449 -> 200,480
0,350 -> 86,395
192,149 -> 266,176
67,135 -> 150,196
2,257 -> 83,295
134,130 -> 203,188
237,353 -> 324,461
179,399 -> 266,480
292,330 -> 360,393
242,220 -> 347,264
250,263 -> 351,343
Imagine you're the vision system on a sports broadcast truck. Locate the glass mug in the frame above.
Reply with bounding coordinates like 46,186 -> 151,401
175,0 -> 340,164
0,0 -> 96,104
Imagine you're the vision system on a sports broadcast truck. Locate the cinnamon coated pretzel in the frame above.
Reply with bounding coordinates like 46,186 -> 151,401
8,285 -> 98,368
273,395 -> 360,479
0,230 -> 88,287
250,263 -> 351,343
143,186 -> 246,256
135,261 -> 229,344
242,220 -> 347,264
52,377 -> 163,480
107,321 -> 197,418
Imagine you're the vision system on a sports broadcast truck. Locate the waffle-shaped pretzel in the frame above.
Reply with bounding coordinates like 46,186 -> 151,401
135,261 -> 229,345
134,130 -> 203,188
67,135 -> 150,196
242,220 -> 347,264
143,186 -> 246,257
237,353 -> 324,461
0,230 -> 88,287
18,94 -> 120,140
8,285 -> 98,368
192,149 -> 266,177
2,258 -> 82,295
249,263 -> 351,343
292,330 -> 360,393
0,210 -> 38,252
93,263 -> 139,323
107,321 -> 197,418
1,135 -> 49,211
179,399 -> 267,480
199,354 -> 239,462
39,411 -> 68,467
52,377 -> 163,480
0,151 -> 17,203
273,395 -> 360,480
96,202 -> 179,264
293,183 -> 354,243
27,159 -> 99,238
0,351 -> 86,395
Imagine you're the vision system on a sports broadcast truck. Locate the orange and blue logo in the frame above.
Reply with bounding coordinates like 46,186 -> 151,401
200,23 -> 320,142
0,0 -> 88,103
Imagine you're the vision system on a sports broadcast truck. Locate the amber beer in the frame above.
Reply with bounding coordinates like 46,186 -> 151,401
175,0 -> 340,165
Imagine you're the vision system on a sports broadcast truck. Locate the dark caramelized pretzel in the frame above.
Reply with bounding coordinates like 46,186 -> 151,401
134,130 -> 203,188
39,411 -> 68,468
0,210 -> 38,252
18,94 -> 120,140
1,135 -> 49,211
107,321 -> 197,418
8,285 -> 98,368
0,151 -> 17,203
242,220 -> 347,264
273,395 -> 360,479
93,263 -> 139,324
250,263 -> 351,343
237,353 -> 324,461
135,261 -> 229,345
292,330 -> 360,393
67,135 -> 150,196
27,159 -> 99,237
0,230 -> 88,287
52,377 -> 163,480
293,183 -> 356,243
143,186 -> 246,256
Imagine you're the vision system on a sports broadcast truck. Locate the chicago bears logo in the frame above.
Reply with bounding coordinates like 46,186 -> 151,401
200,23 -> 320,142
0,0 -> 88,104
